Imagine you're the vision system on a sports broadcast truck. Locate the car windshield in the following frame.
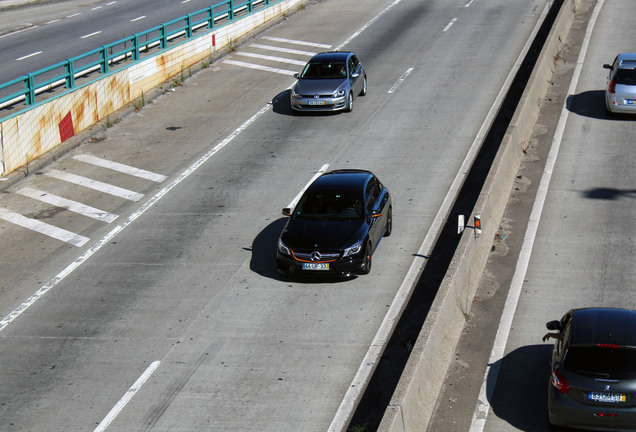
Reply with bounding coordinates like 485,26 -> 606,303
564,346 -> 636,378
299,61 -> 347,79
614,68 -> 636,85
294,190 -> 363,220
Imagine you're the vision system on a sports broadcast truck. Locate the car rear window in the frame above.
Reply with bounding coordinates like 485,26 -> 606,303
564,346 -> 636,378
613,68 -> 636,85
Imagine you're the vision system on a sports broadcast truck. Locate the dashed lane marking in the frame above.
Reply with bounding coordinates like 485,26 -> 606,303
234,51 -> 307,67
249,43 -> 317,56
47,169 -> 144,201
0,208 -> 89,247
261,36 -> 332,49
16,187 -> 118,223
73,154 -> 167,182
223,60 -> 297,76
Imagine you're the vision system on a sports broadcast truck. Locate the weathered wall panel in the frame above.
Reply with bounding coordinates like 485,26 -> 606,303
0,0 -> 301,177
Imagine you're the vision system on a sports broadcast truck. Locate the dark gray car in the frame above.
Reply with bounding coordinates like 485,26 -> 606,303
545,307 -> 636,430
290,51 -> 367,113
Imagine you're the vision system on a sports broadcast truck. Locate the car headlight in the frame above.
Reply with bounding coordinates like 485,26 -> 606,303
278,238 -> 291,256
333,89 -> 346,98
343,240 -> 363,258
291,86 -> 301,98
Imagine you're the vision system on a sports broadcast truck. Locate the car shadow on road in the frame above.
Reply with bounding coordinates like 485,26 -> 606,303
567,90 -> 636,120
248,217 -> 287,279
488,344 -> 592,431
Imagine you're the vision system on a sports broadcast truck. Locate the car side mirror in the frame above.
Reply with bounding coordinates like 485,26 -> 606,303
293,73 -> 299,79
282,208 -> 291,216
371,209 -> 381,218
603,64 -> 612,69
351,72 -> 360,79
546,320 -> 561,331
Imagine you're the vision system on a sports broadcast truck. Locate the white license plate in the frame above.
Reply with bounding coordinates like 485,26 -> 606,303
302,263 -> 329,270
308,100 -> 325,105
588,392 -> 625,403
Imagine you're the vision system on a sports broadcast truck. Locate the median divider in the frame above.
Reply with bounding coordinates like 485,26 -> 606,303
0,0 -> 304,181
376,0 -> 583,430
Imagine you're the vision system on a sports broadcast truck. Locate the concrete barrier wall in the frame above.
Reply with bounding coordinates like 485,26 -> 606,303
0,0 -> 302,177
377,0 -> 582,430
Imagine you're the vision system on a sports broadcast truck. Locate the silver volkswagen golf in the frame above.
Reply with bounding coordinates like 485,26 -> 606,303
604,53 -> 636,115
290,51 -> 367,113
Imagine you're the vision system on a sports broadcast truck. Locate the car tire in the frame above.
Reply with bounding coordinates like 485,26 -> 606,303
361,241 -> 372,274
360,76 -> 367,96
384,207 -> 392,237
344,92 -> 353,112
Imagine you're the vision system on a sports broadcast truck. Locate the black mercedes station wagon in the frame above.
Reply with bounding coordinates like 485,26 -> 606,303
276,170 -> 391,277
545,307 -> 636,431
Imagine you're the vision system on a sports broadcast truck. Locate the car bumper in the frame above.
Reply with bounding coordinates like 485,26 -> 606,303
276,252 -> 365,277
549,387 -> 636,431
290,95 -> 347,112
606,95 -> 636,113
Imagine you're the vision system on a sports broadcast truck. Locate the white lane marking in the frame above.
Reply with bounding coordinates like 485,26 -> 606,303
223,60 -> 297,76
0,26 -> 38,39
81,31 -> 102,39
465,0 -> 475,7
249,43 -> 317,56
467,1 -> 605,431
0,103 -> 273,333
73,154 -> 167,182
16,51 -> 42,61
286,164 -> 330,211
106,1 -> 117,5
261,36 -> 332,49
234,51 -> 307,66
181,0 -> 191,3
91,6 -> 103,10
16,187 -> 118,223
0,208 -> 89,247
67,13 -> 81,18
388,67 -> 413,94
93,361 -> 160,432
443,17 -> 458,32
130,16 -> 146,22
45,19 -> 61,24
47,169 -> 144,201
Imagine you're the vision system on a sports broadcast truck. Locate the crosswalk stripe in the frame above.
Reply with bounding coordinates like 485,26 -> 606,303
73,154 -> 167,182
47,170 -> 144,201
249,43 -> 317,56
223,60 -> 297,76
0,208 -> 89,247
261,36 -> 332,49
234,51 -> 306,66
16,187 -> 118,223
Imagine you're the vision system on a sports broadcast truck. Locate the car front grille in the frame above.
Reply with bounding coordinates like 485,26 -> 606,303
292,251 -> 340,262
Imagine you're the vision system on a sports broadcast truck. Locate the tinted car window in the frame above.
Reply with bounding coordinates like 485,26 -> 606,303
295,191 -> 363,220
614,68 -> 636,85
365,178 -> 380,213
564,346 -> 636,378
300,61 -> 346,79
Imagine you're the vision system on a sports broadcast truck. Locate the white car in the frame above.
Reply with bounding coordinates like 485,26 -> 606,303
603,53 -> 636,115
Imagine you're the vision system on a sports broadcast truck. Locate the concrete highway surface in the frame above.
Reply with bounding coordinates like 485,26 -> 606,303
0,0 -> 553,431
428,0 -> 636,431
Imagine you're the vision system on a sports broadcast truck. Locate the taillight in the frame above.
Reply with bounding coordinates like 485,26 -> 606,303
597,343 -> 621,348
551,371 -> 570,395
608,80 -> 616,93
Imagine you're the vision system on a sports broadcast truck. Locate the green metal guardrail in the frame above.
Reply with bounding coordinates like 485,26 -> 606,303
0,0 -> 278,115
